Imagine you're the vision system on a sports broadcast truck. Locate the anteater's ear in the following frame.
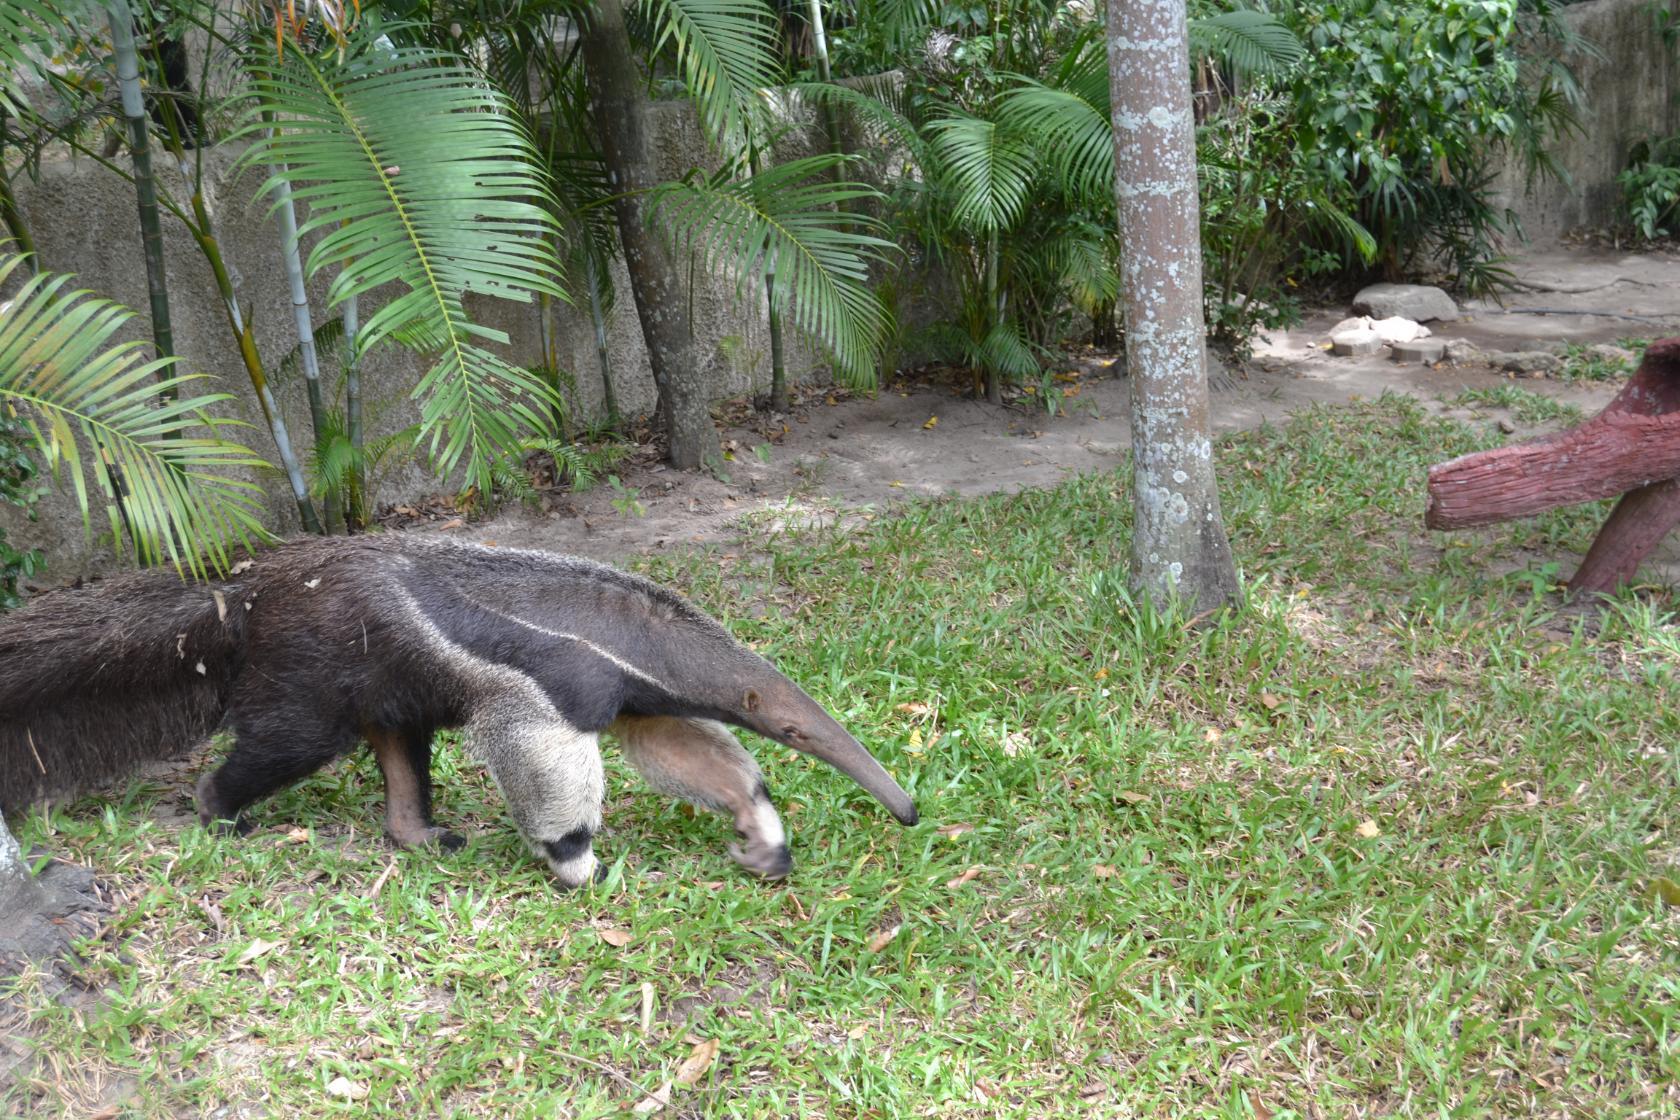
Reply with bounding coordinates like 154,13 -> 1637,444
742,688 -> 762,713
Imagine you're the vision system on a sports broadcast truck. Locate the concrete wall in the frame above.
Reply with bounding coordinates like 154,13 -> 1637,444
2,98 -> 824,576
1497,0 -> 1680,240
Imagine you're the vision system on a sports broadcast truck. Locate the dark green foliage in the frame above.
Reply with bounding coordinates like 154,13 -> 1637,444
0,411 -> 43,611
1620,135 -> 1680,241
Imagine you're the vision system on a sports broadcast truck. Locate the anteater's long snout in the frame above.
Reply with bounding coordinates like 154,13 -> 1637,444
747,682 -> 918,825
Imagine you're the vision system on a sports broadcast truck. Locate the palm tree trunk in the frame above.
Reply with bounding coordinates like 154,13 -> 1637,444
580,0 -> 718,470
767,276 -> 788,412
584,251 -> 620,429
984,228 -> 1002,405
344,291 -> 364,529
1107,0 -> 1238,614
105,2 -> 176,380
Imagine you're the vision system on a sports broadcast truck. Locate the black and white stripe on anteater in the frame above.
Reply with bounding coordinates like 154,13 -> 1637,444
0,536 -> 917,885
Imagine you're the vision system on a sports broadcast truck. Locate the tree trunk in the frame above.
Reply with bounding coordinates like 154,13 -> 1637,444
1108,0 -> 1239,614
0,814 -> 34,915
580,0 -> 718,470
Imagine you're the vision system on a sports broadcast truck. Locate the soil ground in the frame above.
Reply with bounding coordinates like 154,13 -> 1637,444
468,244 -> 1680,570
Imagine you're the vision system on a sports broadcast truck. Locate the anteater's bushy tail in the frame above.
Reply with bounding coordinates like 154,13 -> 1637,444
0,568 -> 248,812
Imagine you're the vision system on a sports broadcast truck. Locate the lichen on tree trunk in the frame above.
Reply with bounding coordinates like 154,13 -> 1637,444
580,0 -> 719,471
1107,0 -> 1239,614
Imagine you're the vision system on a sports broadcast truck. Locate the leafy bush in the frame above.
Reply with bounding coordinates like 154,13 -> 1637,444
1620,135 -> 1680,240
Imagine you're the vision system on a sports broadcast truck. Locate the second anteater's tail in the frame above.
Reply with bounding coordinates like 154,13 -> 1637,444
0,567 -> 249,813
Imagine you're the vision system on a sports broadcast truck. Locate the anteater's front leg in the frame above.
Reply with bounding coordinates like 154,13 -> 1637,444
611,715 -> 791,879
473,710 -> 606,889
366,726 -> 464,851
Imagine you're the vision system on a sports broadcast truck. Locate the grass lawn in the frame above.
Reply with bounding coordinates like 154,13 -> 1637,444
5,392 -> 1679,1118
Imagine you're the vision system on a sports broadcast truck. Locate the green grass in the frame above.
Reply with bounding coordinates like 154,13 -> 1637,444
1451,385 -> 1583,426
8,396 -> 1680,1118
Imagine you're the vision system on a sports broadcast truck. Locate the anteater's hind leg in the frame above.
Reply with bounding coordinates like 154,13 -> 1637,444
472,710 -> 605,890
196,705 -> 356,834
366,726 -> 464,851
610,715 -> 791,879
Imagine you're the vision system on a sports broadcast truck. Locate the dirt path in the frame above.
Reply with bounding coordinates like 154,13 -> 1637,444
473,246 -> 1680,564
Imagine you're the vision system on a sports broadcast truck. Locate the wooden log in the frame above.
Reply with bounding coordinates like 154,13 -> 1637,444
1569,478 -> 1680,594
1426,339 -> 1680,530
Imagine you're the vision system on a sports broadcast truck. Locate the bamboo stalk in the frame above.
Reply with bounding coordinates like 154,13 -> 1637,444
189,190 -> 323,535
105,2 -> 176,380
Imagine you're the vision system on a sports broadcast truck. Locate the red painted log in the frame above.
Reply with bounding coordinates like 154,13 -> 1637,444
1569,477 -> 1680,593
1426,339 -> 1680,530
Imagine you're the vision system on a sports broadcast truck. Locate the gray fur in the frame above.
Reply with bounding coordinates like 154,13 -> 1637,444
0,535 -> 916,884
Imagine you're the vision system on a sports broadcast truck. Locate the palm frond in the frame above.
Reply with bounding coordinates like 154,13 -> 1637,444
0,251 -> 267,575
639,0 -> 780,142
791,77 -> 930,163
995,83 -> 1112,206
648,153 -> 898,385
967,319 -> 1040,380
1189,10 -> 1304,75
0,0 -> 82,116
872,0 -> 940,50
926,115 -> 1037,232
239,29 -> 567,496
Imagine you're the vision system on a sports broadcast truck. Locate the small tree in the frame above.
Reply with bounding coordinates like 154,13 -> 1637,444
1107,0 -> 1238,613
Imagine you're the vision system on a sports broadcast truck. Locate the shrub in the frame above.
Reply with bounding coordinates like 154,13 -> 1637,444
1620,135 -> 1680,240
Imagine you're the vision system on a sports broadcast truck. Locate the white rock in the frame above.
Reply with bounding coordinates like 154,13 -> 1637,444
1370,316 -> 1430,344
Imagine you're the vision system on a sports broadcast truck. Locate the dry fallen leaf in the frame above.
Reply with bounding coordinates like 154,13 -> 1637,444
325,1076 -> 368,1101
438,518 -> 465,531
597,928 -> 633,948
846,1023 -> 868,1040
285,826 -> 310,844
1204,726 -> 1222,744
1260,691 -> 1282,710
867,925 -> 901,952
896,701 -> 935,717
936,822 -> 973,839
212,590 -> 227,622
673,1038 -> 719,1086
946,866 -> 982,889
1093,864 -> 1118,879
631,1081 -> 672,1114
235,938 -> 282,967
1356,819 -> 1381,839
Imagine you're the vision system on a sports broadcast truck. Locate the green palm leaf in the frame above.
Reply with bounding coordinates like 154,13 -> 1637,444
995,83 -> 1112,206
926,115 -> 1037,232
648,154 -> 897,385
640,0 -> 780,142
239,29 -> 566,497
1189,10 -> 1305,76
0,0 -> 81,116
0,251 -> 267,575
